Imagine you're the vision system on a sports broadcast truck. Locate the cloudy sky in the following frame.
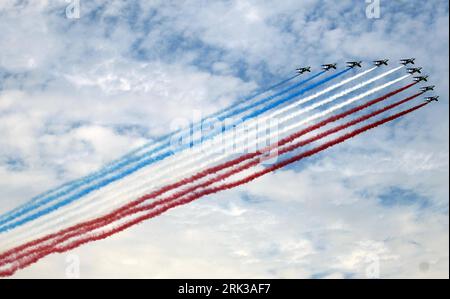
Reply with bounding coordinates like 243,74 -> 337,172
0,0 -> 448,278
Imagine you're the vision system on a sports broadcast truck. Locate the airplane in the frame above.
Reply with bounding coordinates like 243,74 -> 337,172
407,67 -> 422,74
420,85 -> 435,92
296,66 -> 311,74
400,58 -> 416,65
374,59 -> 389,67
425,96 -> 439,103
322,63 -> 337,71
347,61 -> 363,68
414,76 -> 429,82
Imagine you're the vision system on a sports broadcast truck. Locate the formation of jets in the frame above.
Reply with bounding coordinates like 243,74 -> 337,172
294,58 -> 439,104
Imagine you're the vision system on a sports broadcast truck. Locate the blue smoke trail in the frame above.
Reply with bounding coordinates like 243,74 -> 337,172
0,70 -> 346,232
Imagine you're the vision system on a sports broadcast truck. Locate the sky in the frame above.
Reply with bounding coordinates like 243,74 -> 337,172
0,0 -> 448,278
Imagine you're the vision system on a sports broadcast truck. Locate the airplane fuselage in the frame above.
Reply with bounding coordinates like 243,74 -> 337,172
322,64 -> 337,71
401,58 -> 415,65
374,60 -> 389,66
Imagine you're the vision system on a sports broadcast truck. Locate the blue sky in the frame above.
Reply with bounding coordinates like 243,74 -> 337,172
0,0 -> 448,278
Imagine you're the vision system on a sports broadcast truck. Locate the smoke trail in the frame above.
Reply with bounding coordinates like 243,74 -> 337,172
279,74 -> 411,133
0,69 -> 345,232
137,72 -> 410,200
0,70 -> 403,244
0,68 -> 388,246
90,73 -> 313,168
0,83 -> 417,255
242,69 -> 351,121
45,92 -> 432,243
51,91 -> 429,243
0,72 -> 406,260
0,69 -> 371,250
0,72 -> 309,225
200,67 -> 379,151
222,71 -> 326,122
270,66 -> 397,117
0,91 -> 424,268
114,73 -> 306,161
0,101 -> 428,277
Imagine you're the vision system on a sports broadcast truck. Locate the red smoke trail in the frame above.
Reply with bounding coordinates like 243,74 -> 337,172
0,86 -> 420,267
0,84 -> 419,266
0,101 -> 428,277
